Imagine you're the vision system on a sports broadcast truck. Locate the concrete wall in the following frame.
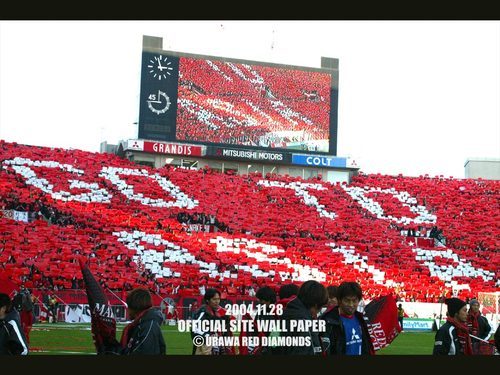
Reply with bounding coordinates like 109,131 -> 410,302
464,158 -> 500,180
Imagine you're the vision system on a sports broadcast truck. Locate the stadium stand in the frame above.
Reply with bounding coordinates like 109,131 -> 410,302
0,140 -> 498,307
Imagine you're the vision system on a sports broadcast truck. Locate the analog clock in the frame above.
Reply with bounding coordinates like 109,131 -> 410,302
147,55 -> 174,81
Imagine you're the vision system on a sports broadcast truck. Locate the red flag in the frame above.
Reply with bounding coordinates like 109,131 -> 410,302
79,259 -> 121,354
364,294 -> 402,351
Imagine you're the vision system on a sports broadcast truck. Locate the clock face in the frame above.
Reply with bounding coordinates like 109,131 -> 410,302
147,55 -> 174,81
147,90 -> 171,115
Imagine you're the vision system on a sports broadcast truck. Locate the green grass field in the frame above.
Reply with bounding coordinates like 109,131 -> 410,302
29,323 -> 436,355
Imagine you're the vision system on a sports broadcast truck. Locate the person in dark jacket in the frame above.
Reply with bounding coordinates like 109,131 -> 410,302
239,286 -> 277,355
0,293 -> 29,355
433,297 -> 472,355
276,283 -> 299,316
466,298 -> 492,354
279,284 -> 299,301
12,286 -> 34,344
191,288 -> 233,355
279,280 -> 328,355
319,281 -> 375,355
120,288 -> 166,355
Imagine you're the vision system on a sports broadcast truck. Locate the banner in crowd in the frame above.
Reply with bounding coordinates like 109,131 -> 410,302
13,210 -> 29,222
187,224 -> 217,233
1,209 -> 29,222
478,292 -> 499,316
364,294 -> 401,350
65,304 -> 92,323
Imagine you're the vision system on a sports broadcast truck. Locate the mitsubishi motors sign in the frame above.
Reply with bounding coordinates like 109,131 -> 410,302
209,147 -> 290,164
126,140 -> 204,157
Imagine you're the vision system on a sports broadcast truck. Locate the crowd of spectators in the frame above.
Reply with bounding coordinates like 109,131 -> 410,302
176,58 -> 330,149
0,140 -> 498,304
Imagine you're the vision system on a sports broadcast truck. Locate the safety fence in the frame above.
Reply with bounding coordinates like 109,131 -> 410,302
28,288 -> 256,323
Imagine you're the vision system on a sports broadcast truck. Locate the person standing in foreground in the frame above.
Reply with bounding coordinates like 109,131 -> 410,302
276,283 -> 299,314
280,280 -> 328,355
466,298 -> 491,354
0,293 -> 29,355
191,288 -> 233,355
12,286 -> 34,341
19,287 -> 34,344
278,283 -> 299,302
239,286 -> 277,355
433,298 -> 472,355
120,288 -> 166,355
319,281 -> 375,355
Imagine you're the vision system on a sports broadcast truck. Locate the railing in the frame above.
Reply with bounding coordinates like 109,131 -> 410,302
30,294 -> 258,324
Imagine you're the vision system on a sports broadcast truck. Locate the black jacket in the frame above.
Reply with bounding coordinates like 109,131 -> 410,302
279,297 -> 322,355
319,306 -> 374,355
122,308 -> 166,355
0,310 -> 29,355
191,305 -> 231,355
433,321 -> 464,355
12,291 -> 33,312
467,313 -> 491,340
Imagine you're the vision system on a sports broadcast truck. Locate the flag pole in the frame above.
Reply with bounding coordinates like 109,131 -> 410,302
469,334 -> 495,346
106,288 -> 127,307
438,294 -> 444,329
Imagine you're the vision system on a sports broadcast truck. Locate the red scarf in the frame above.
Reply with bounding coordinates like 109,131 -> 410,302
120,308 -> 152,349
237,312 -> 267,355
208,305 -> 235,355
447,317 -> 473,355
467,311 -> 480,336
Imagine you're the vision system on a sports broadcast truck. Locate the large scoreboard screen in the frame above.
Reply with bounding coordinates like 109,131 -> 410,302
138,50 -> 338,155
